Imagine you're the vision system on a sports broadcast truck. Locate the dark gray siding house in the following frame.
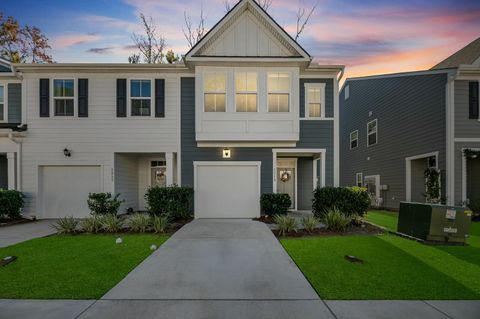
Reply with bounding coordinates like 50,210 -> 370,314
340,37 -> 480,209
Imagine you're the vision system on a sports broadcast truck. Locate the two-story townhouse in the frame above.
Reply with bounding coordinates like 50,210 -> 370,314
340,37 -> 480,210
3,0 -> 343,219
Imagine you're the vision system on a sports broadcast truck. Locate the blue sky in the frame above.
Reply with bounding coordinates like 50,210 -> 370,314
2,0 -> 480,78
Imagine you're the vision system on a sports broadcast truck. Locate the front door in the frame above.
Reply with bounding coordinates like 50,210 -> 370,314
151,160 -> 167,187
277,159 -> 296,209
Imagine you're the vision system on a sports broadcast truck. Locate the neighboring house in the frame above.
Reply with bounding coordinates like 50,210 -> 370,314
340,37 -> 480,210
0,0 -> 343,219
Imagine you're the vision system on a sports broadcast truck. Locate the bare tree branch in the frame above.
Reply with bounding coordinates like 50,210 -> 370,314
295,2 -> 316,40
130,13 -> 166,64
183,6 -> 206,48
223,0 -> 232,12
257,0 -> 273,10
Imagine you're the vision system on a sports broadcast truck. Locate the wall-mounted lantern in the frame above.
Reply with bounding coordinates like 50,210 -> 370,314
63,148 -> 72,157
222,147 -> 231,159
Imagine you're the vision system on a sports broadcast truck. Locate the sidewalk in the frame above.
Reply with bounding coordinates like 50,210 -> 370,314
0,220 -> 55,248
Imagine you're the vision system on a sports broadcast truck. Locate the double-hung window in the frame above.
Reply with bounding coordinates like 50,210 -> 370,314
235,72 -> 257,112
350,130 -> 358,149
130,80 -> 151,116
356,173 -> 363,187
0,85 -> 4,121
53,79 -> 74,116
367,119 -> 378,146
204,72 -> 226,112
305,83 -> 325,118
268,73 -> 290,112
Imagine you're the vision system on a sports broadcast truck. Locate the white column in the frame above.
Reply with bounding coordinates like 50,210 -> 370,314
7,152 -> 15,190
166,152 -> 174,186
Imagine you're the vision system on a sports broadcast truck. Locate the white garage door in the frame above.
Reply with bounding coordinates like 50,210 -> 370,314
194,162 -> 261,219
39,166 -> 102,218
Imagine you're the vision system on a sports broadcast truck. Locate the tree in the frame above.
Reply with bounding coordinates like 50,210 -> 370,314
165,49 -> 180,64
182,7 -> 206,48
0,13 -> 52,63
128,13 -> 166,64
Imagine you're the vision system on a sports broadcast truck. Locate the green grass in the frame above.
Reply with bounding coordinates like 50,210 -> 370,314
281,234 -> 480,300
0,234 -> 168,299
365,210 -> 398,232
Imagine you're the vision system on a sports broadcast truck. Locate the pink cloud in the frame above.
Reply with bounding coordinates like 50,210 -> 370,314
51,33 -> 102,49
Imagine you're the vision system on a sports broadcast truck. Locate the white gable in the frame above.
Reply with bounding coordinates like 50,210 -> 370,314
186,0 -> 310,60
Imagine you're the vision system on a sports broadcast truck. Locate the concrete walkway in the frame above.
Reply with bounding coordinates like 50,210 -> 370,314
0,220 -> 55,248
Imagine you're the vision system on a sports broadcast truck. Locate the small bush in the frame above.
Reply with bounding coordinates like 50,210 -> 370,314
127,213 -> 151,233
0,189 -> 24,219
152,215 -> 170,234
145,185 -> 193,220
301,215 -> 320,233
312,187 -> 370,218
260,193 -> 292,216
80,216 -> 103,233
324,208 -> 351,232
468,199 -> 480,214
273,215 -> 298,236
101,214 -> 123,233
52,217 -> 78,234
87,192 -> 123,216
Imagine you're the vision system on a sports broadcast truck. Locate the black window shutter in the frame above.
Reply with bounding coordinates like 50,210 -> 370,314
116,79 -> 127,117
155,79 -> 165,117
78,79 -> 88,117
469,81 -> 479,119
39,78 -> 49,117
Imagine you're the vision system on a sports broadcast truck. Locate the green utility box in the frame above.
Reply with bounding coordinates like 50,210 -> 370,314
398,202 -> 472,244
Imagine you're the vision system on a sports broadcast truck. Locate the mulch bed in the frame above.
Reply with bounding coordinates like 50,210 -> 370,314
0,218 -> 32,227
253,215 -> 275,224
272,223 -> 384,238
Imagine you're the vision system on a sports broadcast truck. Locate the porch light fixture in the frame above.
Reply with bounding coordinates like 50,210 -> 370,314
63,148 -> 71,157
222,147 -> 231,158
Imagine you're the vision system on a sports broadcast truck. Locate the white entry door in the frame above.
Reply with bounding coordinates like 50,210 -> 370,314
39,166 -> 102,218
194,162 -> 261,218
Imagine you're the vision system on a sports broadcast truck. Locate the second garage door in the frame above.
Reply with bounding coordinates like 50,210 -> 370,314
38,166 -> 102,219
194,162 -> 261,219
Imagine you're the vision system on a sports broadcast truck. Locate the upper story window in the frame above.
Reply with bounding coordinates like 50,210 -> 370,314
204,72 -> 226,112
367,119 -> 378,146
130,80 -> 151,116
350,130 -> 358,149
53,79 -> 74,116
356,172 -> 363,187
235,72 -> 257,112
304,83 -> 325,118
267,73 -> 290,112
469,81 -> 479,119
0,85 -> 4,122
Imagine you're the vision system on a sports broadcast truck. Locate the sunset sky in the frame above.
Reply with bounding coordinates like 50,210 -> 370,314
2,0 -> 480,79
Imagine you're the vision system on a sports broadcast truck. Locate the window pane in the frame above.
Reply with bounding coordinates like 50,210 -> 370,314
53,80 -> 63,97
246,73 -> 257,92
351,140 -> 358,149
54,99 -> 64,115
368,133 -> 377,145
268,94 -> 277,112
351,131 -> 358,140
309,103 -> 321,117
131,99 -> 151,116
65,99 -> 74,116
246,94 -> 257,112
308,88 -> 320,103
204,94 -> 216,112
0,86 -> 4,103
368,121 -> 377,133
64,80 -> 74,97
131,80 -> 141,97
204,73 -> 225,92
235,94 -> 246,112
141,99 -> 151,116
215,94 -> 226,112
0,103 -> 4,121
277,73 -> 290,91
278,94 -> 289,112
268,74 -> 277,92
204,93 -> 225,112
235,73 -> 247,92
141,80 -> 151,97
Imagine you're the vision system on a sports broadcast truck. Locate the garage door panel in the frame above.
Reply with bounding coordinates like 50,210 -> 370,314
194,162 -> 260,219
39,166 -> 101,219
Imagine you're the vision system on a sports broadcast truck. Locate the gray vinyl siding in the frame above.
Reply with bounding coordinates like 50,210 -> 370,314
340,73 -> 448,210
300,79 -> 333,118
0,155 -> 7,189
297,157 -> 313,210
454,80 -> 480,138
454,141 -> 480,205
114,154 -> 139,212
8,83 -> 21,123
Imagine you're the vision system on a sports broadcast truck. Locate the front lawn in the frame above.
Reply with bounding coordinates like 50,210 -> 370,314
0,234 -> 168,299
281,234 -> 480,300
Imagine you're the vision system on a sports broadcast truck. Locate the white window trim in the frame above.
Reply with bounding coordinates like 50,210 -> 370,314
367,119 -> 378,147
235,72 -> 258,112
51,78 -> 77,118
203,71 -> 227,113
356,172 -> 363,187
128,78 -> 154,118
350,130 -> 359,149
0,83 -> 8,123
267,72 -> 291,113
303,82 -> 326,119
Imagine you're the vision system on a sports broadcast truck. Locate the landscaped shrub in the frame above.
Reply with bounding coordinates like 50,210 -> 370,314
301,215 -> 320,233
312,186 -> 370,218
273,215 -> 298,236
145,185 -> 193,220
0,189 -> 24,219
152,215 -> 170,234
260,193 -> 292,216
324,208 -> 351,232
52,217 -> 79,234
80,216 -> 103,233
100,214 -> 123,233
127,213 -> 151,233
87,192 -> 123,216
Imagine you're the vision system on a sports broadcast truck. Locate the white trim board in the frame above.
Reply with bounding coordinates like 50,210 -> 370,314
405,151 -> 439,202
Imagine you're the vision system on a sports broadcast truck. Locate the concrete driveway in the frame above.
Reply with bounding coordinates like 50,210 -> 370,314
0,220 -> 55,248
80,219 -> 334,319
